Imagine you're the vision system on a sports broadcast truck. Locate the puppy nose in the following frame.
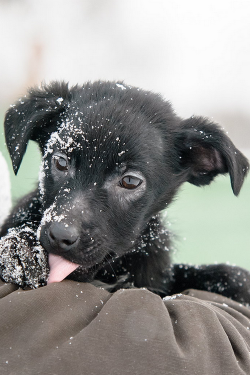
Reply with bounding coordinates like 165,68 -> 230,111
48,222 -> 79,251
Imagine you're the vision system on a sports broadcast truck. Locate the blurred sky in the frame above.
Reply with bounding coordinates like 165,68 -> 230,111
0,0 -> 249,151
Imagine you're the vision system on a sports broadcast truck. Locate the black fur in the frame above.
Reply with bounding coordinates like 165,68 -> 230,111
1,81 -> 250,302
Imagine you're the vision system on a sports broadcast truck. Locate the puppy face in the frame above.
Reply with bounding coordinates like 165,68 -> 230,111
37,95 -> 179,270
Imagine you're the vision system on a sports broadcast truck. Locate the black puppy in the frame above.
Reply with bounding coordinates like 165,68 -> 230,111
0,81 -> 249,302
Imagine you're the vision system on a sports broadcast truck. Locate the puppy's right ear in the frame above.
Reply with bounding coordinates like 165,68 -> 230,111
4,81 -> 71,174
174,116 -> 249,196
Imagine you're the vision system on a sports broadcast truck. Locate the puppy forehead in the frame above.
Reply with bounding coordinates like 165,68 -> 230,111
45,109 -> 164,164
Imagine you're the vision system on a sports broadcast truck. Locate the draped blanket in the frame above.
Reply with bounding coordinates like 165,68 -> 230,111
0,280 -> 250,375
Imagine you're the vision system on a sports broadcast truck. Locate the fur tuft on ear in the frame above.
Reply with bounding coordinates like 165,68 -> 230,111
175,116 -> 249,196
4,81 -> 72,174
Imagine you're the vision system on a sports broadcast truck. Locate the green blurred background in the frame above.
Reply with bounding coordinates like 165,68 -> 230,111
1,116 -> 249,270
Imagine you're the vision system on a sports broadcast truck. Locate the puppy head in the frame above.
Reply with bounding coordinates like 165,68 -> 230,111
5,81 -> 249,280
34,82 -> 180,271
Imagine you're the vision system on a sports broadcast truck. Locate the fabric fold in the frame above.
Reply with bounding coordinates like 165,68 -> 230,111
0,280 -> 250,375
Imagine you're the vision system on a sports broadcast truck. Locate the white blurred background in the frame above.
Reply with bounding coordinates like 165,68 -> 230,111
0,0 -> 249,149
0,0 -> 249,267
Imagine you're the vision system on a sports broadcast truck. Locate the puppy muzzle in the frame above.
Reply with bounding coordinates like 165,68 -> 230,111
48,222 -> 80,252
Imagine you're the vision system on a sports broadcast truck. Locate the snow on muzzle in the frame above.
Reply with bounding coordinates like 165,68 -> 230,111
41,220 -> 81,283
39,202 -> 101,284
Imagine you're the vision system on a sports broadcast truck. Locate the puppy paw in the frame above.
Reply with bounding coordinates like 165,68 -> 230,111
0,226 -> 49,288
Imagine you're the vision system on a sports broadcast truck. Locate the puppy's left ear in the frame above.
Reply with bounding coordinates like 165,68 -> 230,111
4,81 -> 71,175
175,116 -> 249,196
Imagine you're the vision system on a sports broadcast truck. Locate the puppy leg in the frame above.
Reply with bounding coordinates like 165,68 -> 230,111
0,190 -> 48,288
171,264 -> 250,304
0,226 -> 48,288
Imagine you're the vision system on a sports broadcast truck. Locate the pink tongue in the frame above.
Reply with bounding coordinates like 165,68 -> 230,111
48,254 -> 79,284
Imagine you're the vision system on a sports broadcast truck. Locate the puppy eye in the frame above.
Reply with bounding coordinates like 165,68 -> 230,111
54,156 -> 68,172
120,176 -> 142,189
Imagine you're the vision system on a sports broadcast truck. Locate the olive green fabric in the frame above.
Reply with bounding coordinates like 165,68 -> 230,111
0,280 -> 250,375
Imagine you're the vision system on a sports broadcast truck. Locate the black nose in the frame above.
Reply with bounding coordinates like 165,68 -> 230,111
48,222 -> 79,252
